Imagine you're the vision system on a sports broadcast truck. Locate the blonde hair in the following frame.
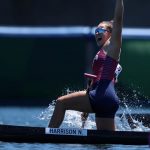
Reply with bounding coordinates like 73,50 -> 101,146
98,20 -> 113,33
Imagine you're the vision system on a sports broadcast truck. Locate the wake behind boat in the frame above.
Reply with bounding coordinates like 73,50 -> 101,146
0,124 -> 149,145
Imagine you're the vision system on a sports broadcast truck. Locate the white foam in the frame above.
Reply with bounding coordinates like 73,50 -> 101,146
37,100 -> 150,132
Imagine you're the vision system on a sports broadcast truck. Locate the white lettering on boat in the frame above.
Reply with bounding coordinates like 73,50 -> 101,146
45,128 -> 87,136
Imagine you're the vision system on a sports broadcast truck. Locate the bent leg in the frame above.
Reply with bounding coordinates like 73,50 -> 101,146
48,90 -> 93,128
96,117 -> 116,131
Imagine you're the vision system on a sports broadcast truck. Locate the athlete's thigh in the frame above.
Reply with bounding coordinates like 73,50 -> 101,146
57,90 -> 93,112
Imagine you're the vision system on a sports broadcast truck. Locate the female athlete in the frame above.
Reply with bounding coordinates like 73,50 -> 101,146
48,0 -> 124,131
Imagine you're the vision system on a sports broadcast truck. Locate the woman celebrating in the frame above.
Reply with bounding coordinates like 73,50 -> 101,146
48,0 -> 124,131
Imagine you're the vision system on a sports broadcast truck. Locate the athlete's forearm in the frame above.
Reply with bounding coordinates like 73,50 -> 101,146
114,0 -> 124,24
107,0 -> 124,60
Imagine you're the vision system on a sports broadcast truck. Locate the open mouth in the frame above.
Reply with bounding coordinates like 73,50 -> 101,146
97,37 -> 102,42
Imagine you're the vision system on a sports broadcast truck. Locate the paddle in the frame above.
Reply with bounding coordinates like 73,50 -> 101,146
81,112 -> 89,128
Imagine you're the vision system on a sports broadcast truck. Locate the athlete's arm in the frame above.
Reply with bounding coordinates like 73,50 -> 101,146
106,0 -> 124,61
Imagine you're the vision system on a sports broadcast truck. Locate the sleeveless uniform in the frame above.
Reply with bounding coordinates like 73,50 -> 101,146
85,49 -> 120,118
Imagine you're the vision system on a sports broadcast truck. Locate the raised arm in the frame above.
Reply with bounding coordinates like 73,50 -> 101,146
106,0 -> 124,61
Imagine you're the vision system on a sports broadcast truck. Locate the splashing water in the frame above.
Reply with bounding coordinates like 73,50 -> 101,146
37,100 -> 96,129
116,83 -> 150,108
37,103 -> 54,120
116,103 -> 150,131
114,83 -> 150,131
37,86 -> 150,131
37,101 -> 150,132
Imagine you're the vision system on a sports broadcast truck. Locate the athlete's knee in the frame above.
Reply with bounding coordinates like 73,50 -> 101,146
55,97 -> 65,110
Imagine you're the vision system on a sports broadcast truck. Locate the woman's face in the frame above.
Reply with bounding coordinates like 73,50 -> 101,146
95,23 -> 111,47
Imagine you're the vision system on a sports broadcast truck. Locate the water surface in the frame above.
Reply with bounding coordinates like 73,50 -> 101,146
0,106 -> 150,150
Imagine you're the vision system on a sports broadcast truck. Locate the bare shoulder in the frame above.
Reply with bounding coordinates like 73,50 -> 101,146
104,42 -> 121,61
